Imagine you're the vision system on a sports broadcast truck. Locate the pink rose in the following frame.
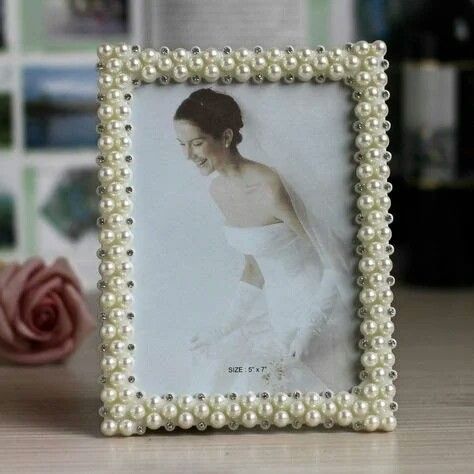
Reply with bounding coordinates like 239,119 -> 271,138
0,257 -> 96,364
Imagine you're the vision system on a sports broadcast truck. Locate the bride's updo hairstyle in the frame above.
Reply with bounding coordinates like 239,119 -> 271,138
174,88 -> 244,152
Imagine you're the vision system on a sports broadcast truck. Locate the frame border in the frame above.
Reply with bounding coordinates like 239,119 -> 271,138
96,41 -> 397,436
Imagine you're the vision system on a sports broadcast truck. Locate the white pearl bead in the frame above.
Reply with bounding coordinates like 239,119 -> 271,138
107,213 -> 124,229
106,119 -> 123,135
267,48 -> 282,62
117,356 -> 134,370
337,409 -> 353,426
371,367 -> 388,383
146,412 -> 163,429
381,352 -> 396,368
240,392 -> 257,408
119,419 -> 135,436
381,383 -> 396,398
368,242 -> 385,256
101,388 -> 117,403
188,56 -> 204,72
141,48 -> 157,64
98,166 -> 114,182
251,55 -> 267,71
110,403 -> 127,420
364,86 -> 380,101
373,102 -> 388,116
120,261 -> 133,274
381,415 -> 397,431
352,400 -> 369,416
297,48 -> 314,61
161,403 -> 178,419
98,135 -> 114,152
98,73 -> 114,90
109,308 -> 125,321
360,288 -> 377,305
359,257 -> 376,273
266,64 -> 282,82
203,64 -> 220,82
372,398 -> 390,415
357,225 -> 375,242
125,57 -> 142,73
282,55 -> 298,71
109,340 -> 126,354
373,71 -> 388,86
109,276 -> 125,290
118,323 -> 133,338
363,56 -> 378,71
363,383 -> 380,399
335,391 -> 355,408
209,411 -> 226,428
273,410 -> 290,427
234,48 -> 250,62
203,48 -> 219,62
357,163 -> 374,179
364,414 -> 380,431
367,210 -> 384,226
116,136 -> 131,150
356,132 -> 373,149
344,55 -> 360,70
172,48 -> 187,63
141,65 -> 157,82
101,419 -> 118,436
219,56 -> 235,72
354,41 -> 370,56
321,401 -> 337,417
209,394 -> 226,409
366,179 -> 383,195
226,402 -> 241,419
118,388 -> 135,402
129,404 -> 146,420
360,319 -> 378,336
178,412 -> 195,429
370,304 -> 385,321
357,195 -> 375,210
355,101 -> 372,118
371,40 -> 387,56
356,71 -> 371,87
304,409 -> 321,427
100,292 -> 116,308
101,355 -> 117,371
98,104 -> 114,120
172,65 -> 189,83
297,63 -> 313,81
313,54 -> 329,71
116,73 -> 131,89
273,392 -> 289,407
361,351 -> 378,368
106,88 -> 122,102
235,64 -> 252,82
289,401 -> 306,418
147,395 -> 164,411
257,401 -> 274,417
365,117 -> 381,133
100,324 -> 116,339
241,411 -> 258,428
328,48 -> 344,61
115,43 -> 131,58
369,272 -> 385,287
193,402 -> 210,419
328,63 -> 344,80
157,56 -> 173,72
379,320 -> 394,335
97,44 -> 114,60
303,392 -> 321,408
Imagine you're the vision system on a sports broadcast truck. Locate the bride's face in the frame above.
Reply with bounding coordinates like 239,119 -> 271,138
174,119 -> 226,176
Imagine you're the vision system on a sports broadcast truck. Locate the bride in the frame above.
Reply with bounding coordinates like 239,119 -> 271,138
173,88 -> 352,393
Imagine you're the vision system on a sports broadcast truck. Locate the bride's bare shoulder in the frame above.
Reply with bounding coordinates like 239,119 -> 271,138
244,160 -> 281,185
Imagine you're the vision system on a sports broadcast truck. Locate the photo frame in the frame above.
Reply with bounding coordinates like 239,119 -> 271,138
96,41 -> 398,436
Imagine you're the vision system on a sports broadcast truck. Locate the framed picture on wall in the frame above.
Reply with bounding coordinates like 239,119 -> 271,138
96,41 -> 397,436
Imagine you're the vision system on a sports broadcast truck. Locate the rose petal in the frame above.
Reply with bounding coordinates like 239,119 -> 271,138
62,283 -> 96,344
42,292 -> 74,346
17,276 -> 64,340
24,257 -> 83,295
0,258 -> 45,323
0,337 -> 75,365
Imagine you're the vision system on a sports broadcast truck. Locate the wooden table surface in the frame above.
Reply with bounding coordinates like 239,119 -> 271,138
0,285 -> 473,473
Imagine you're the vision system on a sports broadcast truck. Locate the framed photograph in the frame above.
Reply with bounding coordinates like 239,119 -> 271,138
96,42 -> 398,436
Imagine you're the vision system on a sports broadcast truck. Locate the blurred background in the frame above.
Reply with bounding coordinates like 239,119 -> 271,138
0,0 -> 473,291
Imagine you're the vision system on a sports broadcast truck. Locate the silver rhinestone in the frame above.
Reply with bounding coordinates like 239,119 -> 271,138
285,45 -> 295,54
353,152 -> 363,162
353,91 -> 362,100
315,74 -> 326,83
191,46 -> 201,55
131,45 -> 140,53
352,386 -> 361,396
353,421 -> 363,431
125,186 -> 133,194
260,420 -> 270,430
385,214 -> 394,223
382,90 -> 390,100
353,121 -> 363,131
96,124 -> 105,133
160,47 -> 170,55
316,45 -> 325,53
229,392 -> 237,400
124,93 -> 132,101
98,406 -> 108,417
356,245 -> 365,255
125,124 -> 132,132
197,422 -> 207,431
132,79 -> 141,86
324,419 -> 334,428
191,75 -> 201,84
127,280 -> 134,288
284,74 -> 295,84
125,155 -> 133,162
96,62 -> 105,70
390,401 -> 398,412
229,421 -> 239,430
389,370 -> 398,380
323,390 -> 334,399
381,59 -> 389,69
388,338 -> 397,348
96,155 -> 105,164
137,425 -> 146,434
100,344 -> 108,352
97,93 -> 105,102
293,391 -> 302,399
223,46 -> 232,55
97,248 -> 106,258
126,217 -> 134,225
165,422 -> 175,431
128,376 -> 135,383
99,375 -> 107,384
159,75 -> 170,85
96,186 -> 106,196
359,370 -> 368,380
254,45 -> 263,54
136,391 -> 143,399
344,42 -> 353,52
386,244 -> 394,254
388,306 -> 396,316
260,391 -> 269,399
128,343 -> 135,351
197,393 -> 206,400
355,183 -> 365,193
355,214 -> 364,224
127,249 -> 134,256
292,419 -> 302,429
99,312 -> 107,320
253,74 -> 264,84
358,307 -> 368,317
345,76 -> 354,86
387,276 -> 395,286
222,75 -> 232,84
165,393 -> 174,401
383,120 -> 391,130
356,276 -> 365,287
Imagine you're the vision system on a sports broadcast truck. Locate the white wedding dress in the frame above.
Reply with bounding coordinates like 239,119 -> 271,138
190,220 -> 348,394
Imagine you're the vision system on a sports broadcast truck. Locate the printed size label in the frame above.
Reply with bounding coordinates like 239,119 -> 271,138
228,366 -> 268,374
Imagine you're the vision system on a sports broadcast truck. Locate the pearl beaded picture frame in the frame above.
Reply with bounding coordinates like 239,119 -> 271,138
96,41 -> 398,436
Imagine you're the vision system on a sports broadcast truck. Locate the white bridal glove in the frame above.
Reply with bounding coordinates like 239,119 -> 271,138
189,281 -> 266,352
